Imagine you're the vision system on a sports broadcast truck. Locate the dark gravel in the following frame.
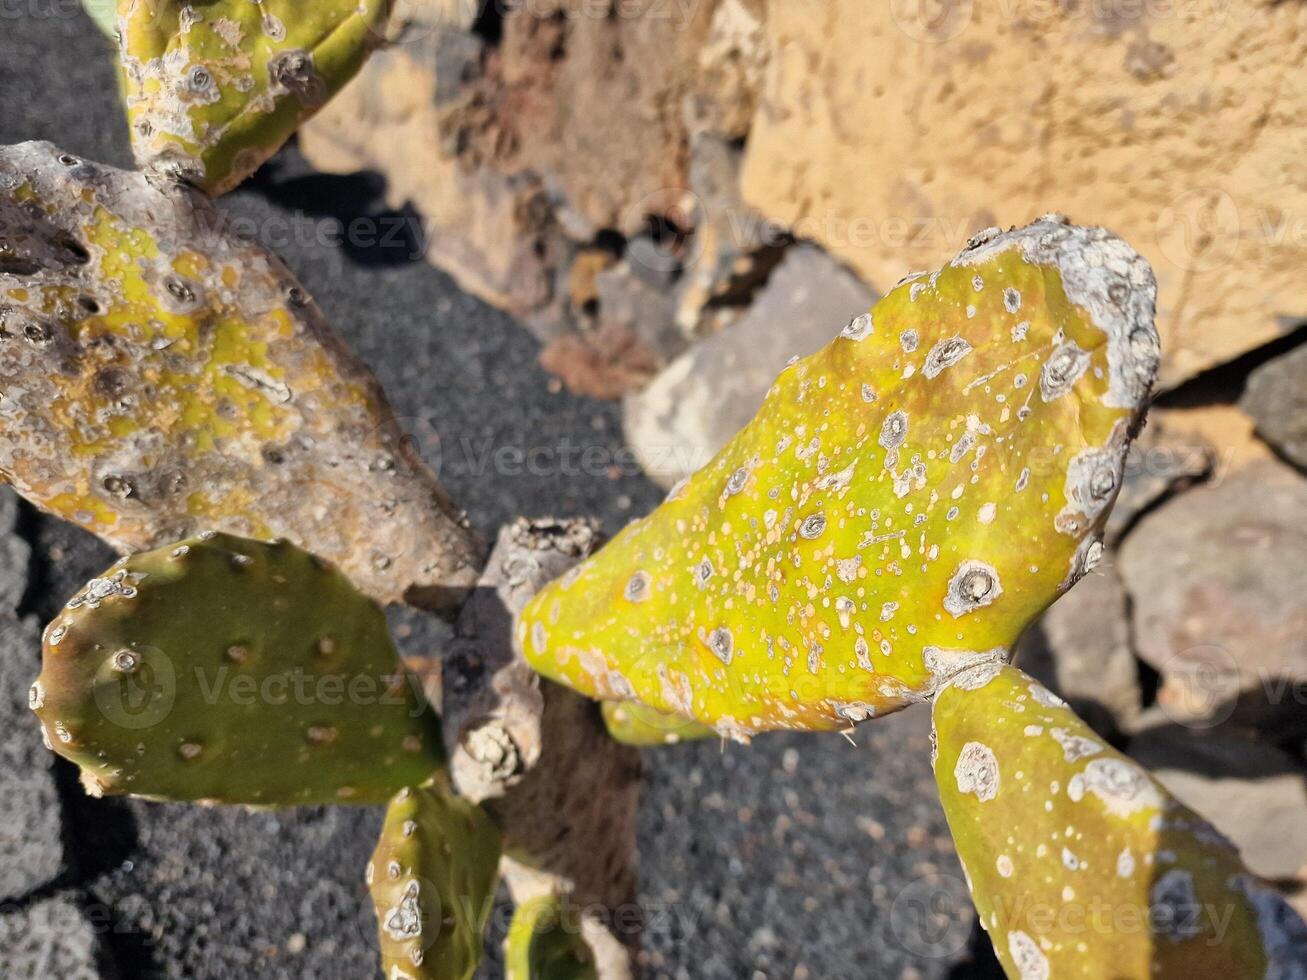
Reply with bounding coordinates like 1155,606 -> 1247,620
0,7 -> 999,978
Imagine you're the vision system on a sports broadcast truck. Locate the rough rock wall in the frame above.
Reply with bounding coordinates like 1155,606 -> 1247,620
303,0 -> 1307,397
740,1 -> 1307,389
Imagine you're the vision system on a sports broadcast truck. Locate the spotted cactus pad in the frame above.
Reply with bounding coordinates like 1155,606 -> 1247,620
518,217 -> 1159,736
0,142 -> 483,609
505,895 -> 600,980
119,0 -> 389,194
933,663 -> 1307,978
369,780 -> 501,980
32,533 -> 445,805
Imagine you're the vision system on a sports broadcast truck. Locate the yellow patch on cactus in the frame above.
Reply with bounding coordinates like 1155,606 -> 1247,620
932,664 -> 1307,978
0,142 -> 482,608
119,0 -> 390,195
518,217 -> 1160,736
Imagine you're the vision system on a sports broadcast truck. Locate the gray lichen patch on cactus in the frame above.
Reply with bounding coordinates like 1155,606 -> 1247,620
932,664 -> 1307,977
369,781 -> 501,980
120,0 -> 390,194
33,532 -> 446,805
0,142 -> 482,609
518,217 -> 1159,735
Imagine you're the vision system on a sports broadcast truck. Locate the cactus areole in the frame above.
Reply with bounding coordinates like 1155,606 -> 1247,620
518,217 -> 1160,738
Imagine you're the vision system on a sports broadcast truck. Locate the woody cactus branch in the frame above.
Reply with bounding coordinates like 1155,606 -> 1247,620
440,518 -> 643,979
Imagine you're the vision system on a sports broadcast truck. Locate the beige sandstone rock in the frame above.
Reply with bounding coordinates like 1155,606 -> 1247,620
739,1 -> 1307,388
301,1 -> 721,315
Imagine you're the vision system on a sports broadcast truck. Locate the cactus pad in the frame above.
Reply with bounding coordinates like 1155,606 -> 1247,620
601,701 -> 715,747
518,217 -> 1159,736
0,142 -> 482,609
505,895 -> 599,980
369,780 -> 501,980
120,0 -> 389,194
932,663 -> 1307,978
32,532 -> 445,805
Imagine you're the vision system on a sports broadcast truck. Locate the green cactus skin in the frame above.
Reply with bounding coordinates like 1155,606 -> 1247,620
933,663 -> 1307,979
80,0 -> 118,38
32,533 -> 445,805
601,701 -> 715,747
505,895 -> 599,980
369,780 -> 501,980
517,217 -> 1160,738
120,0 -> 390,195
0,142 -> 483,610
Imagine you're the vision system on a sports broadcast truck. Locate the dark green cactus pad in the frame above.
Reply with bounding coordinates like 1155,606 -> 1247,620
505,895 -> 599,980
933,663 -> 1307,978
369,780 -> 501,980
32,532 -> 445,805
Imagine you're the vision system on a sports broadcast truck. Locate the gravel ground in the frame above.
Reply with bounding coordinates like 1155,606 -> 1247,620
0,7 -> 1000,978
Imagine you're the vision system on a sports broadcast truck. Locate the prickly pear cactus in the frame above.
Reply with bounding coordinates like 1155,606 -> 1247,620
518,217 -> 1160,736
369,780 -> 501,980
601,701 -> 715,747
0,142 -> 482,609
119,0 -> 389,194
505,895 -> 599,980
933,663 -> 1307,978
32,532 -> 445,805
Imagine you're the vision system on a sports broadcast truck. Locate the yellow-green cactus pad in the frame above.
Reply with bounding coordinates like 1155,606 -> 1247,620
119,0 -> 389,194
505,895 -> 599,980
933,663 -> 1307,979
369,780 -> 501,980
33,533 -> 445,805
518,217 -> 1159,736
601,700 -> 715,747
0,142 -> 482,609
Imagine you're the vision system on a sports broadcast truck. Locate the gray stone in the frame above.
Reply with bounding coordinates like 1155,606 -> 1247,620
1130,728 -> 1307,880
0,613 -> 65,902
594,260 -> 683,365
1016,559 -> 1140,737
0,895 -> 111,979
1242,342 -> 1307,471
1119,459 -> 1307,732
624,244 -> 876,487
